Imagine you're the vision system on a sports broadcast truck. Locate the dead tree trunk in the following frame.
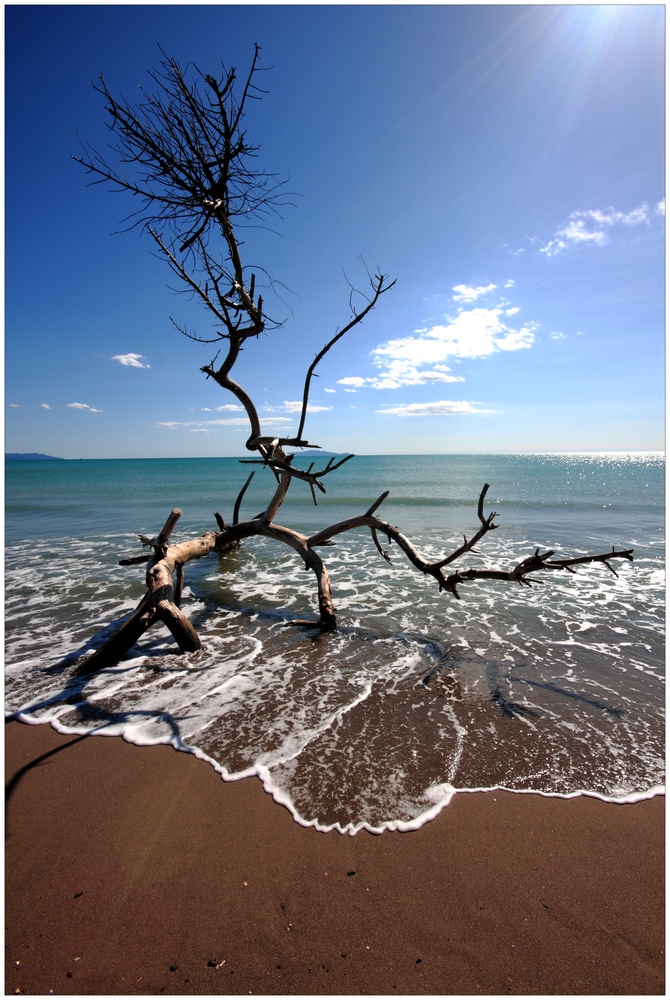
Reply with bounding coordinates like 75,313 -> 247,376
75,483 -> 633,673
75,509 -> 236,674
72,51 -> 635,675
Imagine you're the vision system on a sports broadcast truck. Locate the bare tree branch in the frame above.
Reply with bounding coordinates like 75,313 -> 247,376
78,487 -> 634,670
295,271 -> 396,443
72,50 -> 635,669
304,490 -> 633,601
233,472 -> 255,525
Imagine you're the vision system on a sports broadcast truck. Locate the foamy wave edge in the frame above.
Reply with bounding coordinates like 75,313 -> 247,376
9,713 -> 664,837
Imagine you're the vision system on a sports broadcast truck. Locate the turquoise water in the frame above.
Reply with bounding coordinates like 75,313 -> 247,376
5,453 -> 664,832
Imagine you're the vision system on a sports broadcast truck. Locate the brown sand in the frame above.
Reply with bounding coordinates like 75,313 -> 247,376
5,719 -> 664,996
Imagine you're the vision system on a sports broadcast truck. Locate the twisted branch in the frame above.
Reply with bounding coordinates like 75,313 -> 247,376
304,485 -> 633,601
78,483 -> 634,672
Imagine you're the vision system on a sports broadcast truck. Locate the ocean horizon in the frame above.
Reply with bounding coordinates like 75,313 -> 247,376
6,449 -> 665,460
6,452 -> 664,833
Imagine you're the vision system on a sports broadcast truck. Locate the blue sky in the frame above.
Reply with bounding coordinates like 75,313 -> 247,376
6,4 -> 665,459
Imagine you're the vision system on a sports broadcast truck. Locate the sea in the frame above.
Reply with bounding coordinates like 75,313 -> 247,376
5,453 -> 665,834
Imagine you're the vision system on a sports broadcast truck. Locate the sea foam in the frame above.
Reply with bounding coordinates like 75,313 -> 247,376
5,454 -> 665,833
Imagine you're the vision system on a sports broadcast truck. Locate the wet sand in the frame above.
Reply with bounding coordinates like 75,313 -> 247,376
5,719 -> 664,995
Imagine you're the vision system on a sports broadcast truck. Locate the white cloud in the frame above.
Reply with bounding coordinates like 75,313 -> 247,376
216,403 -> 244,411
337,297 -> 536,393
452,283 -> 497,303
67,402 -> 103,412
550,331 -> 565,340
8,403 -> 20,408
283,401 -> 332,413
656,200 -> 665,216
377,400 -> 492,417
599,207 -> 648,225
540,203 -> 655,256
158,418 -> 249,429
338,366 -> 465,391
40,403 -> 51,409
323,388 -> 337,394
373,307 -> 536,367
201,407 -> 211,411
366,367 -> 465,390
504,279 -> 515,288
164,412 -> 291,433
111,353 -> 151,368
559,219 -> 608,246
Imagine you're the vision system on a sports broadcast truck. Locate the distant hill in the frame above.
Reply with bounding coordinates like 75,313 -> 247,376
6,453 -> 65,461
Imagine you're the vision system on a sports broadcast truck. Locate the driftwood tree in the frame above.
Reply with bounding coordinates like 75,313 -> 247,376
74,49 -> 633,674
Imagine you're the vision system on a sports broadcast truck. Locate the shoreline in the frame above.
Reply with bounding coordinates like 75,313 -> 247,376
6,719 -> 664,995
11,711 -> 665,835
10,710 -> 664,836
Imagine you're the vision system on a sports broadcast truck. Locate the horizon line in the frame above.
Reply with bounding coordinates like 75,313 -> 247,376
6,449 -> 665,461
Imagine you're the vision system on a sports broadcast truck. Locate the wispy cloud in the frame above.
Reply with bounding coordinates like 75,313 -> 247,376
550,331 -> 565,340
111,353 -> 151,368
158,417 -> 249,429
323,388 -> 337,394
67,402 -> 103,412
540,203 -> 657,256
158,414 -> 294,432
215,403 -> 244,411
339,367 -> 465,390
283,401 -> 332,413
452,283 -> 497,303
8,403 -> 20,408
377,400 -> 492,417
39,403 -> 51,409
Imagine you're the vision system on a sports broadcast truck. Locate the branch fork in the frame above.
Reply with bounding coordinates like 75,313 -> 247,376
76,482 -> 634,673
72,50 -> 634,675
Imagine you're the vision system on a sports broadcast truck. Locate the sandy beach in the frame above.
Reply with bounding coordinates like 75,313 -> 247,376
5,718 -> 664,995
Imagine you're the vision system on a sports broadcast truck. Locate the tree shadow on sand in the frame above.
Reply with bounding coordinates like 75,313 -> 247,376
5,726 -> 90,813
4,697 -> 199,840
